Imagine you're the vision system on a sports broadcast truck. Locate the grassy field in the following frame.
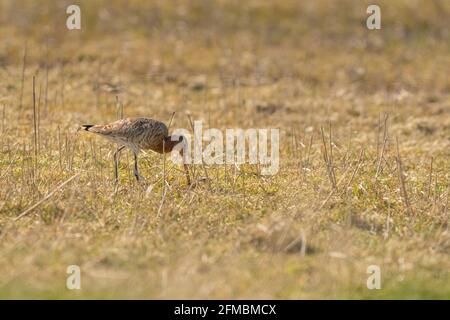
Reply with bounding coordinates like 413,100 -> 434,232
0,0 -> 449,299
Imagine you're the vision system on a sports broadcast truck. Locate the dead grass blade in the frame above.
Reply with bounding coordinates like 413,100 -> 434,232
320,125 -> 337,191
14,172 -> 81,221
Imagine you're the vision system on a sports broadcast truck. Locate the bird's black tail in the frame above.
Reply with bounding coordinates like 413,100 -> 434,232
81,125 -> 94,131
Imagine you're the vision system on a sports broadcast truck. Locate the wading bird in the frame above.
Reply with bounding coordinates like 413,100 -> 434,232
81,117 -> 191,185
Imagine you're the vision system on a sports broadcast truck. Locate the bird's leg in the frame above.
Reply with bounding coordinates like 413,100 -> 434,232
179,148 -> 191,185
113,146 -> 125,183
133,152 -> 140,181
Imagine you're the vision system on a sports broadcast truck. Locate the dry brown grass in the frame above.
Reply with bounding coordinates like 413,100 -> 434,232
0,0 -> 449,299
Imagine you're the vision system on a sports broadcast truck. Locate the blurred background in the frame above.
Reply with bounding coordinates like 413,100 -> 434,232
1,1 -> 449,90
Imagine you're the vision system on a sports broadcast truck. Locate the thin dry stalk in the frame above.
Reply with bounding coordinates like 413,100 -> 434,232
37,81 -> 42,153
433,174 -> 439,204
157,186 -> 168,218
396,137 -> 413,215
32,76 -> 38,161
69,138 -> 76,171
162,138 -> 167,187
57,126 -> 62,171
444,186 -> 449,217
376,113 -> 381,159
320,126 -> 337,191
44,39 -> 49,116
187,114 -> 211,189
158,112 -> 175,190
318,148 -> 364,210
291,127 -> 296,157
318,166 -> 351,210
159,112 -> 177,191
18,45 -> 27,118
375,113 -> 389,178
328,122 -> 337,186
427,157 -> 434,199
167,111 -> 175,130
186,114 -> 197,179
306,132 -> 314,167
342,127 -> 353,168
344,148 -> 365,191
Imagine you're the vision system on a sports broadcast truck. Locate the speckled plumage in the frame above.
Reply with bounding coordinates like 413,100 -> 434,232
81,117 -> 190,184
85,117 -> 169,154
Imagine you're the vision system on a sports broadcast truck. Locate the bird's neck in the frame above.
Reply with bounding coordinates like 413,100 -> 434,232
154,136 -> 182,154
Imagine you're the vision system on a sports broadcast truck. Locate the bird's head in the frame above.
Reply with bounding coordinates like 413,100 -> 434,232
165,134 -> 184,143
163,135 -> 187,153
